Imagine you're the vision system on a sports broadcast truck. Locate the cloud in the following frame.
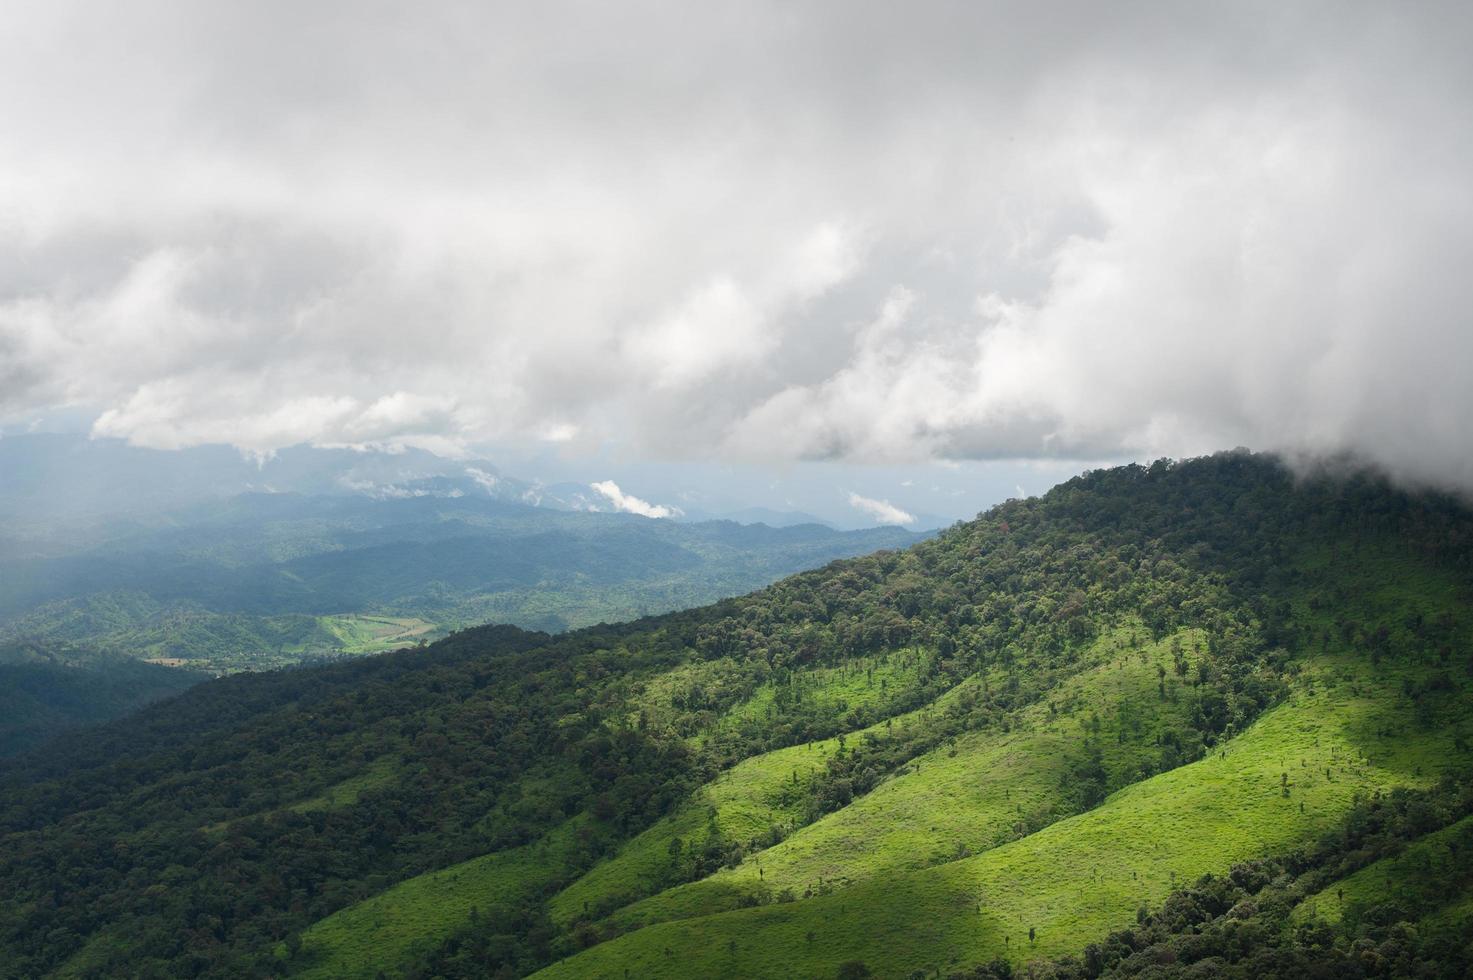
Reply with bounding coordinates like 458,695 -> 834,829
336,477 -> 462,501
590,480 -> 681,519
464,467 -> 500,493
846,492 -> 915,526
1,3 -> 1472,493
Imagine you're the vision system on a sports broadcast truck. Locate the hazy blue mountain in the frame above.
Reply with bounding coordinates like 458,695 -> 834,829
679,506 -> 834,528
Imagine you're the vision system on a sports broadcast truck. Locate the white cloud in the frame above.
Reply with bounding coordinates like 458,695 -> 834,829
846,491 -> 915,526
464,467 -> 500,493
590,480 -> 681,519
1,3 -> 1471,493
540,423 -> 580,444
623,277 -> 769,389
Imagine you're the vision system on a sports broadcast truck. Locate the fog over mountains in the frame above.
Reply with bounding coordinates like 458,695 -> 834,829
0,433 -> 957,533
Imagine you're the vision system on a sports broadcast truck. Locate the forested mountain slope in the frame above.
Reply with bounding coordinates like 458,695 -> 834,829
0,643 -> 205,757
1,452 -> 1470,979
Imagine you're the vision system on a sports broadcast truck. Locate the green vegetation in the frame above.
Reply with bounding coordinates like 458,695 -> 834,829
1293,812 -> 1473,929
1,595 -> 355,671
0,501 -> 918,672
286,756 -> 402,815
0,601 -> 443,674
320,614 -> 439,654
199,758 -> 403,838
0,642 -> 205,756
593,629 -> 1205,934
1,452 -> 1471,979
946,777 -> 1473,978
547,735 -> 831,930
291,821 -> 587,979
536,647 -> 1468,978
703,648 -> 939,739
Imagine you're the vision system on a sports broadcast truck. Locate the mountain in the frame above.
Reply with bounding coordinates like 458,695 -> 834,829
0,433 -> 513,528
677,506 -> 835,529
0,452 -> 1470,979
0,488 -> 922,671
0,642 -> 206,757
0,436 -> 926,674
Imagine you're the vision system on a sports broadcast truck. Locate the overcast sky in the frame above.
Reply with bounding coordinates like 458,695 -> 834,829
2,1 -> 1471,522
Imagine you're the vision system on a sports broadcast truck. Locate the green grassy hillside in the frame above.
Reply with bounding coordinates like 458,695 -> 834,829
534,647 -> 1469,979
1293,812 -> 1473,930
292,820 -> 588,979
2,452 -> 1471,979
592,629 -> 1205,935
532,531 -> 1473,978
280,524 -> 1473,980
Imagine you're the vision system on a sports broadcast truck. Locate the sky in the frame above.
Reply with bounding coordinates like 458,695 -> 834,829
2,1 -> 1471,526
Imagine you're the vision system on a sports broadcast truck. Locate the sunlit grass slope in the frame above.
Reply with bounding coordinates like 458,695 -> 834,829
547,739 -> 823,928
291,820 -> 584,979
293,536 -> 1470,979
705,649 -> 937,742
1293,812 -> 1473,927
600,631 -> 1207,933
320,613 -> 438,653
532,649 -> 1472,979
550,664 -> 982,928
284,660 -> 978,974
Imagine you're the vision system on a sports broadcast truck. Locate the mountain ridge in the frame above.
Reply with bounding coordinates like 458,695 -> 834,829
1,451 -> 1470,978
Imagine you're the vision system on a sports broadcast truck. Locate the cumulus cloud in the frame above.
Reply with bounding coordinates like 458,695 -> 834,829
590,480 -> 681,519
2,2 -> 1472,491
846,492 -> 916,526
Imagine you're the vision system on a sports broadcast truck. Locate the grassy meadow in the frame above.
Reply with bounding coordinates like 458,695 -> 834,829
533,647 -> 1469,978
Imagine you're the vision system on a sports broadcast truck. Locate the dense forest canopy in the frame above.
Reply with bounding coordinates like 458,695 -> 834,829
1,451 -> 1470,978
0,643 -> 205,757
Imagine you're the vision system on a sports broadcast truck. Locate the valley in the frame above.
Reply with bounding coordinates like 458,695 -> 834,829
0,494 -> 919,675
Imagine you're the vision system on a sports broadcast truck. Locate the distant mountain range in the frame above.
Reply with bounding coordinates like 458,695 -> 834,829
0,439 -> 926,676
0,434 -> 876,536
